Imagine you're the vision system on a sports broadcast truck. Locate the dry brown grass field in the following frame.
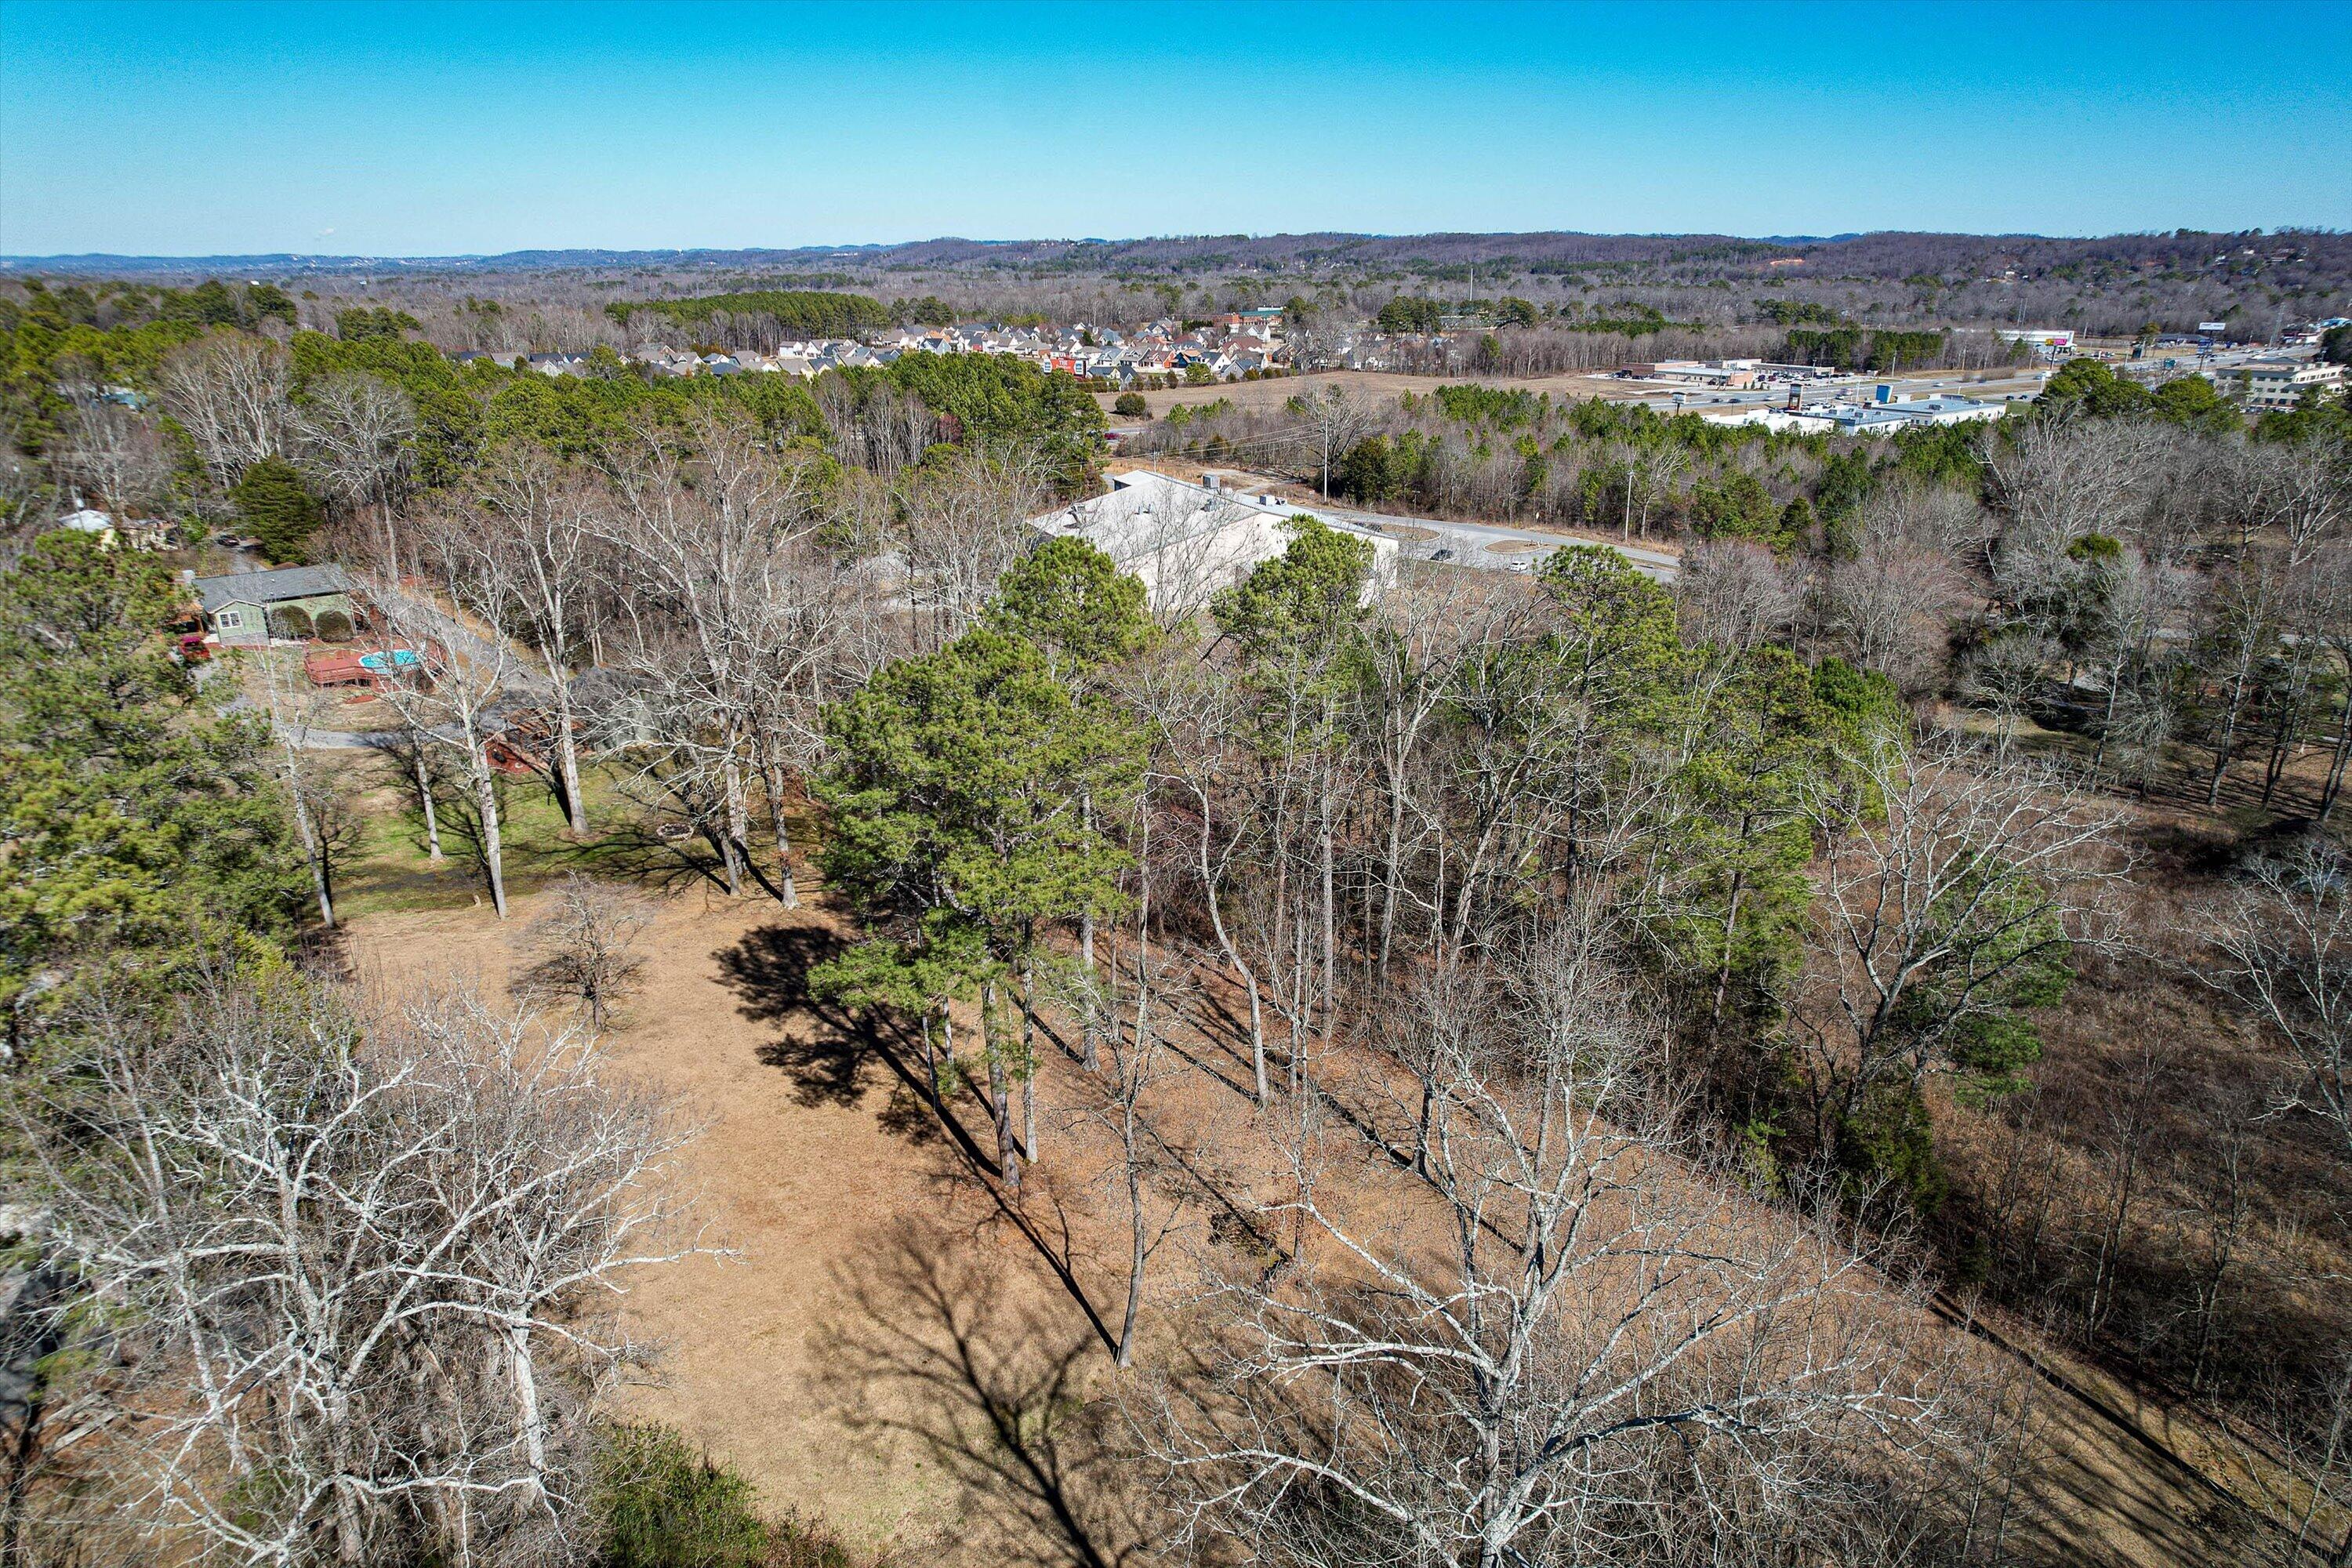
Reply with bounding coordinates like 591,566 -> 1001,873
342,858 -> 2264,1567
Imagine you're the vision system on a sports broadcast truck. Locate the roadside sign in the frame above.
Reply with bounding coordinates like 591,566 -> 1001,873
2199,321 -> 2228,333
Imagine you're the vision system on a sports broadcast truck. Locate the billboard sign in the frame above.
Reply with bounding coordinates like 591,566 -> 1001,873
2199,321 -> 2229,333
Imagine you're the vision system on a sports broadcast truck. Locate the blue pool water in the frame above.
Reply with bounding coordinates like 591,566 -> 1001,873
358,648 -> 423,672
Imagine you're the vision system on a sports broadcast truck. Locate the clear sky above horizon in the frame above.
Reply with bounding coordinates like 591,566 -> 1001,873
2,0 -> 2346,257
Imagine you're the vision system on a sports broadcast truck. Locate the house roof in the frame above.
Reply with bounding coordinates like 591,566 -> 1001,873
193,564 -> 353,615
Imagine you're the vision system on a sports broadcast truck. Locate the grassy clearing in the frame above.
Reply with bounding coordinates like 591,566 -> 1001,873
334,753 -> 670,918
328,750 -> 821,920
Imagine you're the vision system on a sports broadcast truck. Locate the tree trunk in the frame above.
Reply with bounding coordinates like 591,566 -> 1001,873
984,982 -> 1020,1192
2206,645 -> 2261,808
2092,652 -> 2126,770
473,757 -> 508,919
1194,790 -> 1268,1105
552,681 -> 589,837
718,751 -> 748,898
2318,666 -> 2352,824
1021,953 -> 1039,1163
415,745 -> 444,861
280,739 -> 336,929
506,1320 -> 549,1501
760,760 -> 800,908
1708,868 -> 1747,1033
1080,790 -> 1098,1067
1117,1123 -> 1146,1370
1318,753 -> 1337,1042
378,495 -> 401,581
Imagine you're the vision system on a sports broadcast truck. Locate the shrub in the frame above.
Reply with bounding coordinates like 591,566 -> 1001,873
313,608 -> 354,642
593,1424 -> 866,1568
1112,391 -> 1147,418
596,1424 -> 771,1568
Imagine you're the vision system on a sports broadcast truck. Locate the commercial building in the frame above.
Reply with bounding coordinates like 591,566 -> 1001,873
1029,470 -> 1397,619
1700,388 -> 2006,437
1621,360 -> 1760,388
1998,328 -> 2075,354
2236,356 -> 2347,412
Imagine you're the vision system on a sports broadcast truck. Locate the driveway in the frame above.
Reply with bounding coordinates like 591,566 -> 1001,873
1186,466 -> 1681,583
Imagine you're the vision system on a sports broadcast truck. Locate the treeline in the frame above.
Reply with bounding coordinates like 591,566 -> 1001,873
1128,368 -> 2271,556
0,274 -> 296,332
1784,325 -> 1952,372
2,305 -> 1105,561
603,286 -> 893,343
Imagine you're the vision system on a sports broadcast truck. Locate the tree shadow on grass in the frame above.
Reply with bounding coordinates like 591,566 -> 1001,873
714,922 -> 947,1147
717,921 -> 1122,1358
814,1221 -> 1150,1568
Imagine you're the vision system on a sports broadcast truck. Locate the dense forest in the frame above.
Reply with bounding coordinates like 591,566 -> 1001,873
601,287 -> 895,343
2,267 -> 2350,1568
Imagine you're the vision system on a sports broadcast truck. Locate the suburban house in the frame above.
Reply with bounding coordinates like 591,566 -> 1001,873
191,564 -> 359,648
53,506 -> 174,551
1029,470 -> 1399,622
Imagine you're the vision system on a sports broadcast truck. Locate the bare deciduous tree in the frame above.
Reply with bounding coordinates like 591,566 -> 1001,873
1287,383 -> 1378,499
293,372 -> 418,571
2207,839 -> 2352,1166
1674,538 -> 1804,655
1824,510 -> 1967,695
514,873 -> 654,1029
598,412 -> 829,901
372,528 -> 525,917
259,654 -> 366,929
56,396 -> 171,522
155,331 -> 291,490
1785,729 -> 2128,1156
1145,914 -> 1948,1568
472,443 -> 598,836
34,978 -> 702,1567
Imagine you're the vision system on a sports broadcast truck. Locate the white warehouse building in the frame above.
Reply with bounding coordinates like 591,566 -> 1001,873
1703,390 -> 2008,437
1029,469 -> 1399,621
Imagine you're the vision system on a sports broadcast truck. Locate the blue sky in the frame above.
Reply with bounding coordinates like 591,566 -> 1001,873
2,0 -> 2346,256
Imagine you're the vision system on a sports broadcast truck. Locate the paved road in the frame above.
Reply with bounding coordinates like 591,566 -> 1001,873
1198,466 -> 1680,583
280,721 -> 401,751
1323,501 -> 1679,583
212,688 -> 404,750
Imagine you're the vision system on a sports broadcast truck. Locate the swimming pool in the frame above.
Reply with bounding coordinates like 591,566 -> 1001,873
358,648 -> 423,673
